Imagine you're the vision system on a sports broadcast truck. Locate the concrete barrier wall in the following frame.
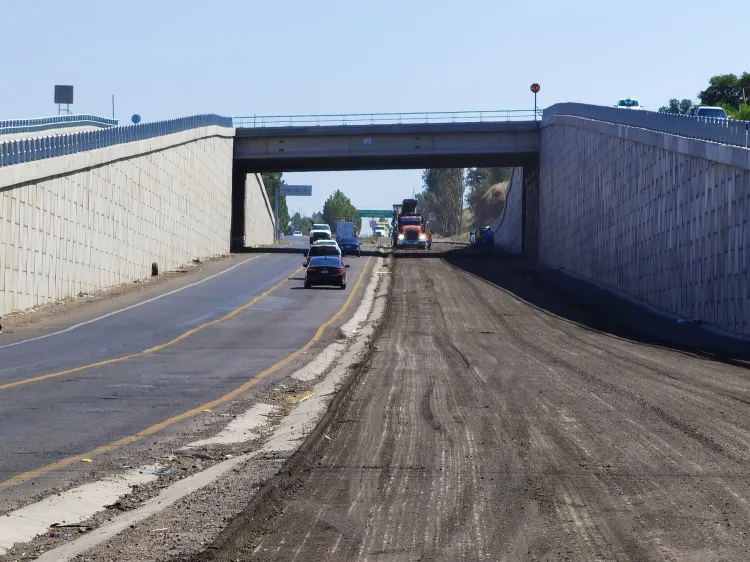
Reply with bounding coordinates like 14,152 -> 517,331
243,173 -> 275,247
538,116 -> 750,336
0,126 -> 106,143
0,125 -> 234,315
490,167 -> 522,254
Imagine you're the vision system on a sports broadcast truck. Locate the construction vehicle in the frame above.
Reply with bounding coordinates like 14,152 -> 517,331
394,198 -> 428,249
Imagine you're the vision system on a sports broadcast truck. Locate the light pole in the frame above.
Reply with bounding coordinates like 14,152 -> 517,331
530,83 -> 541,120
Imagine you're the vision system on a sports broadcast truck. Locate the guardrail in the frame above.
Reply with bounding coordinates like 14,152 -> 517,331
0,114 -> 119,136
0,114 -> 233,168
233,109 -> 543,128
543,103 -> 750,148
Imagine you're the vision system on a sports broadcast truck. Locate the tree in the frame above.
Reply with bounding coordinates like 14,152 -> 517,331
465,167 -> 511,227
260,172 -> 290,233
466,168 -> 510,211
322,190 -> 362,230
658,98 -> 694,115
290,212 -> 302,230
699,73 -> 750,109
420,168 -> 465,236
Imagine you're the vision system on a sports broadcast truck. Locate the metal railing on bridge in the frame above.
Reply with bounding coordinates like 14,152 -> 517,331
233,109 -> 543,128
544,103 -> 750,149
0,114 -> 119,136
0,114 -> 233,168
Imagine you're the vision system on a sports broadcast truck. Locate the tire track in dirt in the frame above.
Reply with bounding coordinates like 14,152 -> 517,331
199,251 -> 750,561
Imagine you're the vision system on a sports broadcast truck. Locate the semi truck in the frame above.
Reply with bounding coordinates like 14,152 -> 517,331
394,198 -> 428,249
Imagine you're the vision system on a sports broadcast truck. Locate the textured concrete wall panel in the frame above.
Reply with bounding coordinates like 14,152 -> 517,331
538,122 -> 750,336
0,129 -> 234,315
244,173 -> 274,247
491,167 -> 523,254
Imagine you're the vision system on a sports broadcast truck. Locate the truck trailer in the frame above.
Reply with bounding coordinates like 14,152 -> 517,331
334,219 -> 358,241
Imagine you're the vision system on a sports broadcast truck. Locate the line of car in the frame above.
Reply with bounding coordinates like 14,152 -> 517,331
616,98 -> 730,119
302,234 -> 362,290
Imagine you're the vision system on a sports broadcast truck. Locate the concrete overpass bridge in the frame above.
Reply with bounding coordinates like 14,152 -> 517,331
1,104 -> 749,336
232,110 -> 541,172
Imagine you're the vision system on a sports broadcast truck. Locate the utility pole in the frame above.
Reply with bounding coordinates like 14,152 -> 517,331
274,186 -> 280,241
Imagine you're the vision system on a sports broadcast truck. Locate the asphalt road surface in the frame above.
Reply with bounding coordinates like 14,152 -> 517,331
211,248 -> 750,561
0,238 -> 371,483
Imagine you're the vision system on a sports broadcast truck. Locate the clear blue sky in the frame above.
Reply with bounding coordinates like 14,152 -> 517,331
3,0 -> 749,230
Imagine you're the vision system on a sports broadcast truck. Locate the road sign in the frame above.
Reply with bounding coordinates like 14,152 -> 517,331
363,138 -> 372,147
279,184 -> 312,196
358,209 -> 392,219
530,83 -> 541,93
131,114 -> 141,124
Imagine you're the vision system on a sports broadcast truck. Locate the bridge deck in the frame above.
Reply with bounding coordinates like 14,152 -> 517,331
234,121 -> 541,172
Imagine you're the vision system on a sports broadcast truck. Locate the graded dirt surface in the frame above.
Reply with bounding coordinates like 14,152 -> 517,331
201,247 -> 750,561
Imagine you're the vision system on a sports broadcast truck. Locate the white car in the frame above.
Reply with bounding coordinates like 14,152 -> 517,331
615,98 -> 642,110
311,223 -> 331,235
313,239 -> 340,251
694,106 -> 728,119
292,230 -> 303,237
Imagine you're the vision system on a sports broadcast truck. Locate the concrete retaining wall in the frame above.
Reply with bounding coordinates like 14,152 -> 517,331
0,125 -> 234,315
538,116 -> 750,336
490,168 -> 523,254
243,174 -> 275,247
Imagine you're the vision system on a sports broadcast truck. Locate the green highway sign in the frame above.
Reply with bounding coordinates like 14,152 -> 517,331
358,209 -> 392,219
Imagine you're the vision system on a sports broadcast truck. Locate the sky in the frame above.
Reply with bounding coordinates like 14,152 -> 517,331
2,0 -> 749,231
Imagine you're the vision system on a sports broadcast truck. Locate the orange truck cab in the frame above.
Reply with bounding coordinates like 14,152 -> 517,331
396,214 -> 427,249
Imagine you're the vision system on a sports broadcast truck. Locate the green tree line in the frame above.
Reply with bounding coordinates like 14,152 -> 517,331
658,72 -> 750,120
416,167 -> 511,237
266,169 -> 511,238
265,179 -> 361,235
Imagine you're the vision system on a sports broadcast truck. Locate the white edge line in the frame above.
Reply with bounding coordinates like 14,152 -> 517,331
0,254 -> 267,350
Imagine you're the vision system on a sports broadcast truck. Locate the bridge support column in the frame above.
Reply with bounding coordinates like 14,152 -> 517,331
521,159 -> 540,260
230,166 -> 246,251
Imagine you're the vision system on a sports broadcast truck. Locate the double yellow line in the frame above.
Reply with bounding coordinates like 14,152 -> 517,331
0,256 -> 373,488
1,267 -> 307,392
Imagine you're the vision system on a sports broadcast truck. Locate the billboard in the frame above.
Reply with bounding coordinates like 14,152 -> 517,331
54,85 -> 74,105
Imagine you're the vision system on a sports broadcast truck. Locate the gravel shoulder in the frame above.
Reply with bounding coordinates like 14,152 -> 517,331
199,249 -> 750,561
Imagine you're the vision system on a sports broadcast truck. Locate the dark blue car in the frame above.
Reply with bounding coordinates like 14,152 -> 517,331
472,227 -> 495,247
338,237 -> 361,257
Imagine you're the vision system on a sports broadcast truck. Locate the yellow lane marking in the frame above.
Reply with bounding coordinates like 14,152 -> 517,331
0,256 -> 373,489
0,268 -> 303,392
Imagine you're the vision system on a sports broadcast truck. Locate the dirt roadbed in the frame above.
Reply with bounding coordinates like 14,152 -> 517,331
199,250 -> 750,561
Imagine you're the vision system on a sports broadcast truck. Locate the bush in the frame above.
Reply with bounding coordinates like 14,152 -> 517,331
728,104 -> 750,121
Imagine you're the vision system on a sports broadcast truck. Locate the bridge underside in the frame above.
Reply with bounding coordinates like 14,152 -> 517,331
233,121 -> 540,172
233,152 -> 539,173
